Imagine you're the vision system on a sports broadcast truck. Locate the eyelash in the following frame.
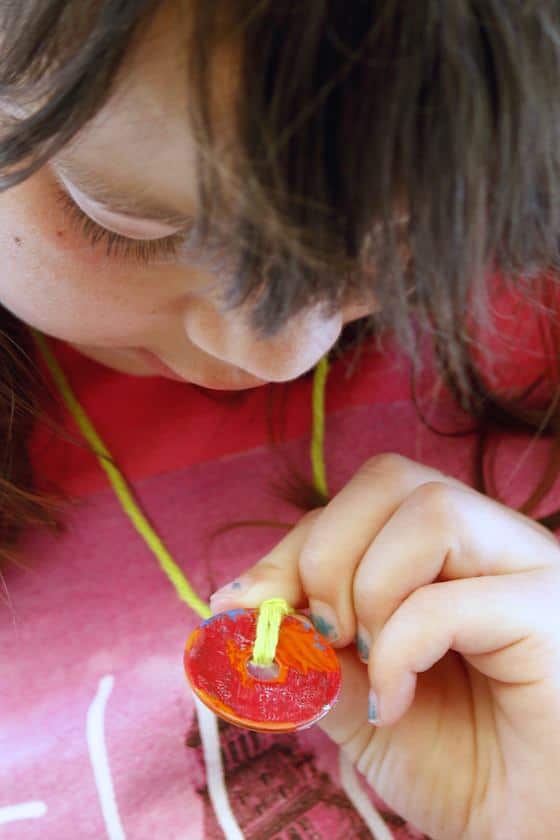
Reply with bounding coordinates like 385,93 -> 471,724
55,188 -> 185,263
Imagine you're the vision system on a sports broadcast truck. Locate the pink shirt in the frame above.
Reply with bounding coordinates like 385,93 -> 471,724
3,284 -> 559,839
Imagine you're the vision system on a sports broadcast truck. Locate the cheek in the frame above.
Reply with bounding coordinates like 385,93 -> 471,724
0,170 -> 178,344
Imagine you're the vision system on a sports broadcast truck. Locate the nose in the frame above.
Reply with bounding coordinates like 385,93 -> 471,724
183,300 -> 345,382
341,300 -> 376,325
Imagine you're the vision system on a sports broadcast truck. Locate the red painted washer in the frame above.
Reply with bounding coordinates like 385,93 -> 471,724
184,608 -> 342,732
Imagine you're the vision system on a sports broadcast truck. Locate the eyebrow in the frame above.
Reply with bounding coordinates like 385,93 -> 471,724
54,157 -> 196,229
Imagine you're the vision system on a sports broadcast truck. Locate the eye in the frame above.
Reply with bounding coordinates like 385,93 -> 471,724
55,186 -> 185,263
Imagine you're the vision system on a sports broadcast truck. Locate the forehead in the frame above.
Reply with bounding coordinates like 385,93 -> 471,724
56,2 -> 237,217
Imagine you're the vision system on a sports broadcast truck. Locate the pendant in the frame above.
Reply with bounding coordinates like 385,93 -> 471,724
184,608 -> 342,732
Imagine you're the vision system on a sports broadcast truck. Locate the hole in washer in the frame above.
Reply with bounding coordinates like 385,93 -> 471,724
247,660 -> 280,681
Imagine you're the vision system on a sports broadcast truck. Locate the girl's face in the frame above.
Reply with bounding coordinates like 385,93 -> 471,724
0,5 -> 373,389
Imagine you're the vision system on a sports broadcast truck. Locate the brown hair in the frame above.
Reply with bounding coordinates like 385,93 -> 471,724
1,0 -> 560,559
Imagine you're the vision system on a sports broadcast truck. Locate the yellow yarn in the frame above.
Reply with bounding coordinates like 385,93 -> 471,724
32,330 -> 211,620
311,355 -> 329,497
33,331 -> 329,660
251,598 -> 293,666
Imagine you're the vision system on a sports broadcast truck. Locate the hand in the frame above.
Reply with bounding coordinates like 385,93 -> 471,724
210,454 -> 560,840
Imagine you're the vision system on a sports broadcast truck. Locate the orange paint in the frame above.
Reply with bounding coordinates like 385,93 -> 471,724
184,608 -> 341,732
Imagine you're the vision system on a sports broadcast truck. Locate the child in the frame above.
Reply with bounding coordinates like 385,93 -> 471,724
2,2 -> 560,838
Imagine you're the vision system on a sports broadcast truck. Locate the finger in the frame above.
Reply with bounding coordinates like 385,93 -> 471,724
353,481 -> 560,652
208,510 -> 319,613
369,570 -> 559,726
316,647 -> 372,747
297,454 -> 462,644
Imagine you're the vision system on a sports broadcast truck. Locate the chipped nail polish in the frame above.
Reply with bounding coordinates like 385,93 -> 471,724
309,601 -> 339,642
368,690 -> 380,725
210,577 -> 250,611
355,625 -> 371,662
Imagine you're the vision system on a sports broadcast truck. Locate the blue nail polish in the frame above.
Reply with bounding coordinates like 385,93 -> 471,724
356,634 -> 369,662
368,691 -> 379,725
311,613 -> 336,639
309,601 -> 339,641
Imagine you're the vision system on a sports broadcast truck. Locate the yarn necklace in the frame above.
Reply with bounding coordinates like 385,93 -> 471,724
33,331 -> 341,730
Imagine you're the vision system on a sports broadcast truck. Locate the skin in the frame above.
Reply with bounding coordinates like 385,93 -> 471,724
2,3 -> 559,837
0,3 -> 370,390
211,454 -> 560,839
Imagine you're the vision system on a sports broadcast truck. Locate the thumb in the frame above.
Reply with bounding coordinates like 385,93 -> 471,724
208,510 -> 320,614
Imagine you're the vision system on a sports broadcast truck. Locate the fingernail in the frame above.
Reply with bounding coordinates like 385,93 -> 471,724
368,690 -> 380,725
355,625 -> 371,663
309,601 -> 339,641
210,577 -> 250,612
